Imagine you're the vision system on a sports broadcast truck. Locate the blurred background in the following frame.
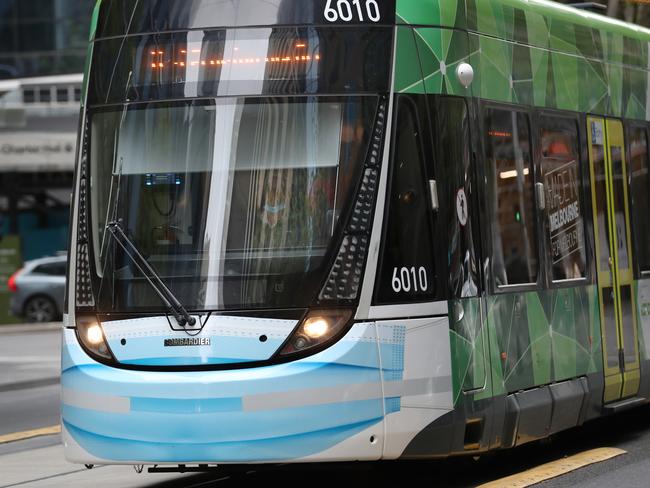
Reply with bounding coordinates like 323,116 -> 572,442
0,0 -> 647,326
0,1 -> 93,324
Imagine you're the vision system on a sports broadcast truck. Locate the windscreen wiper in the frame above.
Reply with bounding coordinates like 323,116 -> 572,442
106,220 -> 196,327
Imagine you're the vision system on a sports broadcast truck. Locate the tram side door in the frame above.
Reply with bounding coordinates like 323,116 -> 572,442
587,117 -> 640,403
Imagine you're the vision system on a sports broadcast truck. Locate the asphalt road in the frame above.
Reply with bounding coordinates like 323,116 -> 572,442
4,324 -> 650,487
0,325 -> 60,437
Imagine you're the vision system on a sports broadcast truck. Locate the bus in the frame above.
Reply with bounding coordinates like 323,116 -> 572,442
62,0 -> 650,468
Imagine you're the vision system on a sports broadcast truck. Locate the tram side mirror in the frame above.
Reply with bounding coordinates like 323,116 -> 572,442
535,182 -> 546,211
429,180 -> 439,212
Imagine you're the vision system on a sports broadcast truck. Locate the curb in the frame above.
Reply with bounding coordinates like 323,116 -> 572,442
0,323 -> 62,335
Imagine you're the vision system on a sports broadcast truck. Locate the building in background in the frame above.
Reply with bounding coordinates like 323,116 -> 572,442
0,0 -> 94,322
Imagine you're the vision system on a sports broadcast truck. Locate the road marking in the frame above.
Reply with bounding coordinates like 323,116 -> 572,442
0,356 -> 60,363
477,447 -> 626,488
0,425 -> 61,444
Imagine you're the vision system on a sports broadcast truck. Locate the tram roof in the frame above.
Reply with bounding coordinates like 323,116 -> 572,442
396,0 -> 650,69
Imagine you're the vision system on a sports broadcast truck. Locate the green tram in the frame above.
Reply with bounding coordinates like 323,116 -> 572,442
392,0 -> 650,454
62,0 -> 650,466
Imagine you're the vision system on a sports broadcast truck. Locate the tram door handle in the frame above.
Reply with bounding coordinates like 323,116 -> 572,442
535,182 -> 545,211
429,180 -> 439,211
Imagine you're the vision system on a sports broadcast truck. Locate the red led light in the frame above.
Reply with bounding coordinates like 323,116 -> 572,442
489,130 -> 512,138
148,47 -> 321,70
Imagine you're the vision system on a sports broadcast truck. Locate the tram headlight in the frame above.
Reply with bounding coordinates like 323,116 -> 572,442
76,315 -> 115,361
303,317 -> 330,339
279,309 -> 353,357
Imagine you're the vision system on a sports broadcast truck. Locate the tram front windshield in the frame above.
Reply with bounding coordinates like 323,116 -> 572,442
87,27 -> 390,313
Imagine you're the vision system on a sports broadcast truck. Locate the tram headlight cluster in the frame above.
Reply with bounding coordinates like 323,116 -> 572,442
76,315 -> 115,361
279,309 -> 354,357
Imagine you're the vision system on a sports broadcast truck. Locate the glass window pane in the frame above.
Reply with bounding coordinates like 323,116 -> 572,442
53,0 -> 94,21
89,96 -> 376,312
56,87 -> 69,102
39,87 -> 51,103
18,22 -> 55,51
89,26 -> 393,105
17,0 -> 53,19
611,146 -> 630,271
540,116 -> 587,281
435,96 -> 479,297
0,22 -> 16,52
53,20 -> 91,50
629,127 -> 650,272
32,263 -> 64,276
375,97 -> 435,304
23,88 -> 35,103
0,0 -> 16,19
485,108 -> 538,286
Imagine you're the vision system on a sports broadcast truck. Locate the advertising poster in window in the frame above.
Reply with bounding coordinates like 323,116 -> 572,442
545,159 -> 585,277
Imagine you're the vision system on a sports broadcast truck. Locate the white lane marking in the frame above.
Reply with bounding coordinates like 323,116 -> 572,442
0,356 -> 59,363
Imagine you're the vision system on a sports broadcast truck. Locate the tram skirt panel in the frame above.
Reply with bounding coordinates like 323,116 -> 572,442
379,317 -> 454,459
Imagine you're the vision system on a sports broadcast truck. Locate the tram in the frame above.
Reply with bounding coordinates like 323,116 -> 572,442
62,0 -> 650,466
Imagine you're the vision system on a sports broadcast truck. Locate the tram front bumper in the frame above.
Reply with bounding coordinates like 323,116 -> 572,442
61,323 -> 406,464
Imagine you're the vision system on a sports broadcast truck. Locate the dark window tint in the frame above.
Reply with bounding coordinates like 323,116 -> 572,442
96,0 -> 396,38
435,97 -> 479,297
17,0 -> 54,19
17,22 -> 55,51
89,27 -> 392,105
629,127 -> 650,273
611,146 -> 630,271
39,88 -> 51,103
484,108 -> 538,286
0,1 -> 16,19
0,22 -> 16,52
591,138 -> 612,273
56,87 -> 69,102
0,1 -> 93,80
375,97 -> 435,304
540,116 -> 586,281
23,88 -> 35,103
33,262 -> 66,276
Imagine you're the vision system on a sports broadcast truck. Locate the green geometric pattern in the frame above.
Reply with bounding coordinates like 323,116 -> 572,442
396,0 -> 650,120
449,287 -> 602,405
487,287 -> 602,395
395,0 -> 640,407
449,298 -> 488,406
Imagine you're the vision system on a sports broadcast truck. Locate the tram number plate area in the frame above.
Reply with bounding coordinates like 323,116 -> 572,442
321,0 -> 394,24
391,267 -> 429,294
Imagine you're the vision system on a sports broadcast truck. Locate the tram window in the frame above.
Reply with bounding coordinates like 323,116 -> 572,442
39,88 -> 51,103
56,87 -> 69,103
23,89 -> 35,104
90,97 -> 377,311
629,126 -> 650,273
539,116 -> 587,281
375,97 -> 436,304
435,97 -> 479,298
484,108 -> 538,287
